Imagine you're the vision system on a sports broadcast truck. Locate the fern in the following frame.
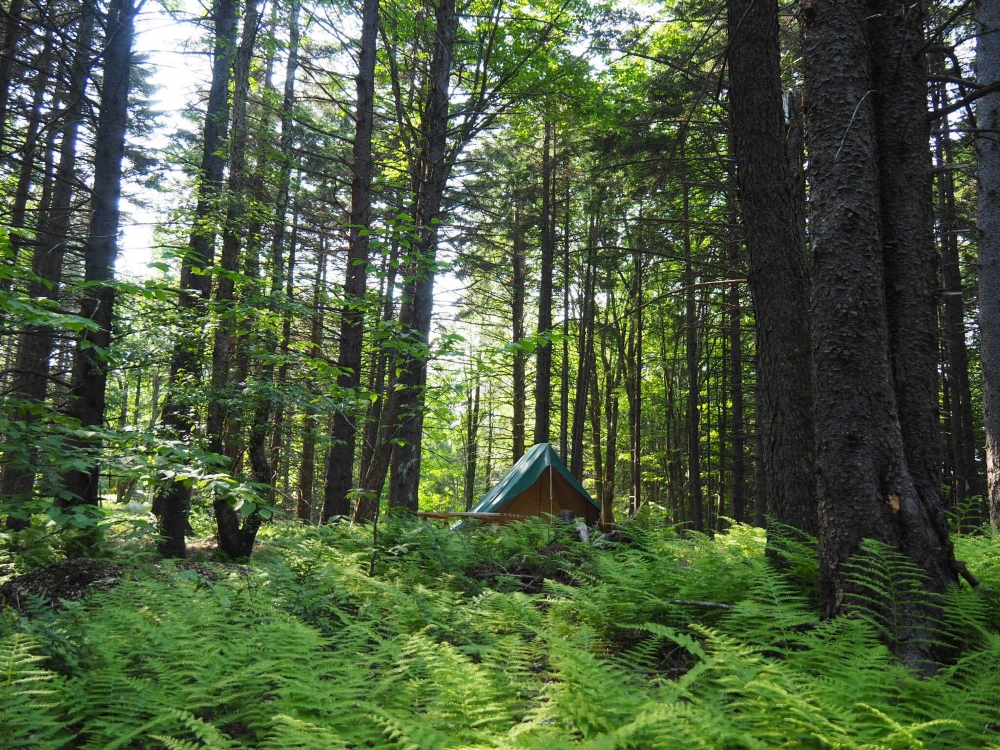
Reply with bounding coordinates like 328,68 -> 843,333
0,634 -> 69,750
839,538 -> 945,653
5,521 -> 1000,749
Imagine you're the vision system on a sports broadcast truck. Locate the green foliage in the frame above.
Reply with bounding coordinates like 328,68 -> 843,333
3,522 -> 1000,748
0,635 -> 70,749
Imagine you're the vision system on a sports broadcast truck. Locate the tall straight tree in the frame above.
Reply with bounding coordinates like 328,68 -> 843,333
512,198 -> 527,462
869,0 -> 951,541
534,120 -> 555,445
385,0 -> 459,511
63,0 -> 139,508
726,0 -> 816,535
0,0 -> 24,150
978,0 -> 1000,529
245,0 -> 302,506
321,0 -> 379,522
154,0 -> 238,557
206,0 -> 262,558
1,15 -> 92,525
802,0 -> 957,658
933,98 -> 979,506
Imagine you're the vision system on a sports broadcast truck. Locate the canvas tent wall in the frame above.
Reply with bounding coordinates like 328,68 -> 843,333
465,443 -> 601,525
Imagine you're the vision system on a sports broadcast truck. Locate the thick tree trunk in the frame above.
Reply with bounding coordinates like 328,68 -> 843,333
727,0 -> 816,535
154,0 -> 237,557
322,0 -> 379,521
869,0 -> 950,539
534,121 -> 554,445
208,0 -> 262,558
803,0 -> 957,656
62,0 -> 137,508
977,0 -> 1000,530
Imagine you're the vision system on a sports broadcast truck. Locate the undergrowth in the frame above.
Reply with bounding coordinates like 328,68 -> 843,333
1,515 -> 999,749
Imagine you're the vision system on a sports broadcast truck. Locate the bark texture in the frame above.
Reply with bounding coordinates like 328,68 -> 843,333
979,0 -> 1000,529
727,0 -> 816,535
869,0 -> 949,531
802,0 -> 957,656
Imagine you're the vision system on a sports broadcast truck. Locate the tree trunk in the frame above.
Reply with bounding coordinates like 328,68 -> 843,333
298,238 -> 327,522
727,0 -> 816,535
571,212 -> 597,478
356,231 -> 399,518
534,120 -> 554,446
322,0 -> 379,521
512,199 -> 527,461
383,0 -> 458,513
154,0 -> 238,557
208,0 -> 262,558
62,0 -> 137,508
869,0 -> 951,542
0,0 -> 24,151
560,160 -> 570,459
933,82 -> 979,507
683,147 -> 703,532
978,0 -> 1000,530
2,28 -> 52,295
803,0 -> 957,656
246,0 -> 301,509
0,24 -> 77,527
600,307 -> 620,522
627,252 -> 643,515
464,366 -> 481,509
728,235 -> 746,524
589,362 -> 604,518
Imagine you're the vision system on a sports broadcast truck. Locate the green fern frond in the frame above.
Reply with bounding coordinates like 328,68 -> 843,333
259,715 -> 352,749
840,538 -> 944,651
0,633 -> 69,750
148,708 -> 239,750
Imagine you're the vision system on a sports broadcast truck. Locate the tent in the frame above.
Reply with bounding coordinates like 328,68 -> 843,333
464,443 -> 601,525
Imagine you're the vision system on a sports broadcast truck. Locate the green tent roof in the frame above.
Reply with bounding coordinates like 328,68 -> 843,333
468,443 -> 599,515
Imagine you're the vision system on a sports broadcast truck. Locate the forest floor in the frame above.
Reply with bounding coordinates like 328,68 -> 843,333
2,513 -> 1000,749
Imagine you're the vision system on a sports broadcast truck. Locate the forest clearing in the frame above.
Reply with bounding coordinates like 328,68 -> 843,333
3,0 -> 1000,744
